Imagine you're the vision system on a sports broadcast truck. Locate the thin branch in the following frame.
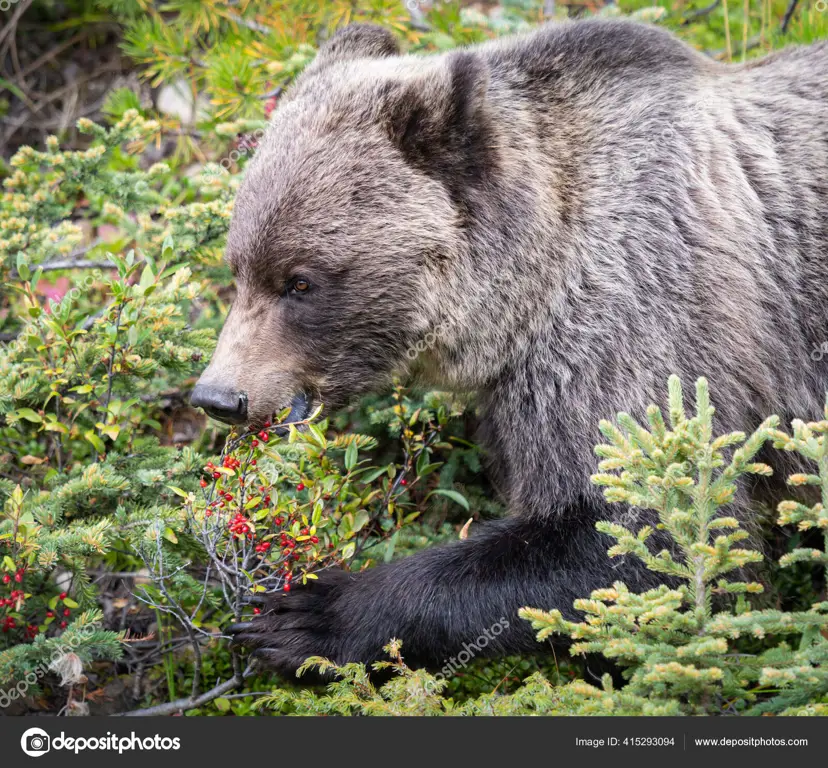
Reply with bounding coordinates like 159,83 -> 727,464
681,0 -> 721,25
0,0 -> 33,50
102,301 -> 124,413
13,30 -> 88,83
781,0 -> 800,33
407,1 -> 431,31
119,672 -> 247,717
710,33 -> 763,59
260,86 -> 283,100
39,259 -> 115,273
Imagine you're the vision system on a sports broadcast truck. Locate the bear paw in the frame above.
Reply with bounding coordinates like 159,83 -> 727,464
227,569 -> 353,678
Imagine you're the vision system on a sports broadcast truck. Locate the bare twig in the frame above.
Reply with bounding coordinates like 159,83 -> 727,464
120,672 -> 247,717
407,2 -> 431,31
38,259 -> 115,273
13,31 -> 88,84
709,33 -> 763,59
102,301 -> 124,413
681,0 -> 721,25
0,0 -> 33,51
781,0 -> 800,33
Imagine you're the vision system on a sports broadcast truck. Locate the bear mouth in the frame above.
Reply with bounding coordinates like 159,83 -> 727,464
272,392 -> 311,437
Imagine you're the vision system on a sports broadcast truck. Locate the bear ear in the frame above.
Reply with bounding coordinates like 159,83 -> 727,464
312,24 -> 401,70
384,51 -> 493,207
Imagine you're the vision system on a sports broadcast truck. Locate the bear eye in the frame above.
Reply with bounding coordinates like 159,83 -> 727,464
288,276 -> 312,295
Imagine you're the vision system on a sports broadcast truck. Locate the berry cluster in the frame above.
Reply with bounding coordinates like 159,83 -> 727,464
191,419 -> 342,602
1,567 -> 27,635
2,569 -> 24,585
228,512 -> 253,539
1,565 -> 74,638
0,589 -> 25,609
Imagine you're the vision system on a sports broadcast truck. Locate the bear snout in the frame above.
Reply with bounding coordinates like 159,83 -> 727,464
190,384 -> 248,425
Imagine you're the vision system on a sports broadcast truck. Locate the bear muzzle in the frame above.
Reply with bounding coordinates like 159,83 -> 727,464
190,385 -> 248,425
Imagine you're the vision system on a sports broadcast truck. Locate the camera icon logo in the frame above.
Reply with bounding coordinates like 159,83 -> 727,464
20,728 -> 51,757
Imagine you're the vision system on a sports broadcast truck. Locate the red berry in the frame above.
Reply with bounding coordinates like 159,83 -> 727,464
274,517 -> 283,525
251,459 -> 257,466
283,584 -> 291,592
63,608 -> 71,617
14,572 -> 22,583
296,483 -> 305,492
310,536 -> 319,544
60,621 -> 67,629
264,421 -> 272,428
1,574 -> 9,585
200,478 -> 208,488
59,591 -> 68,600
400,478 -> 408,486
259,431 -> 269,442
251,439 -> 259,447
46,611 -> 54,618
253,607 -> 261,615
213,471 -> 221,479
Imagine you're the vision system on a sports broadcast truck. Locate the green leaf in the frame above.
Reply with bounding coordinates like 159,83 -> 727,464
426,489 -> 470,511
84,430 -> 106,454
161,234 -> 174,260
384,530 -> 399,563
355,466 -> 390,484
341,542 -> 356,560
139,262 -> 155,290
214,697 -> 231,712
14,408 -> 42,423
345,441 -> 358,471
62,597 -> 79,609
16,252 -> 30,280
352,510 -> 370,533
311,500 -> 323,527
99,424 -> 121,441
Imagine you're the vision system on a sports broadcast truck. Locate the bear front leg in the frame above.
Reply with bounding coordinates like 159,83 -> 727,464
228,510 -> 654,677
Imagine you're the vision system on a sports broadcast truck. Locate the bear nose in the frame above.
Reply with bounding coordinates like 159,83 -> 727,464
190,385 -> 248,425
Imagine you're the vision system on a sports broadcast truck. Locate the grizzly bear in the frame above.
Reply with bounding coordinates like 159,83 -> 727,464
190,19 -> 828,676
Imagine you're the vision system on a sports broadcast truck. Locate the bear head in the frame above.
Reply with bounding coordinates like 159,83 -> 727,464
191,24 -> 495,426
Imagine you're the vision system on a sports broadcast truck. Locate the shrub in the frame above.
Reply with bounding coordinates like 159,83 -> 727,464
253,378 -> 828,716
